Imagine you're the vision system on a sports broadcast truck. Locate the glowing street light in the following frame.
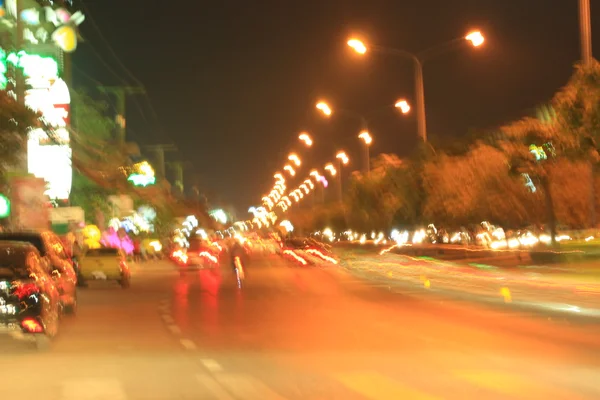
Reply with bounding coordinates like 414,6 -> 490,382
395,99 -> 411,114
283,164 -> 296,176
324,163 -> 337,176
336,151 -> 349,165
304,179 -> 315,189
309,169 -> 321,179
274,172 -> 285,183
288,153 -> 301,167
358,131 -> 372,175
347,29 -> 485,143
347,38 -> 367,54
316,101 -> 332,116
466,31 -> 484,47
299,132 -> 313,147
358,131 -> 372,145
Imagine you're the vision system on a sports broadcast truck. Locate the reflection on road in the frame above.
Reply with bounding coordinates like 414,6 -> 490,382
0,255 -> 598,399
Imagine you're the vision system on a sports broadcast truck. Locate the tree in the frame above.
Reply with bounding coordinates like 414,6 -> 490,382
0,90 -> 42,186
345,154 -> 419,231
69,90 -> 121,224
422,142 -> 541,228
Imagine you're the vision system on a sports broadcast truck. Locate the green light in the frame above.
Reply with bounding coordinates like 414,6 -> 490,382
0,50 -> 59,90
128,174 -> 156,187
0,195 -> 10,219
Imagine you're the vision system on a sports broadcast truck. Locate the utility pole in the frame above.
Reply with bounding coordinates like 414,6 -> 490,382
579,0 -> 593,66
98,86 -> 146,143
167,160 -> 190,195
579,0 -> 595,227
145,144 -> 177,181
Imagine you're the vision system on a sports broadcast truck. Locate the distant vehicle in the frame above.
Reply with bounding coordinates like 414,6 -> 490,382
0,231 -> 77,314
79,247 -> 131,288
0,241 -> 61,350
178,238 -> 220,272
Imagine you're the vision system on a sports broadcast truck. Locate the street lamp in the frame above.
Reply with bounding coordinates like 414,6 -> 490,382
335,151 -> 349,202
395,99 -> 411,114
347,30 -> 484,142
336,151 -> 349,165
316,101 -> 332,116
283,164 -> 296,176
299,132 -> 313,147
358,131 -> 372,175
288,153 -> 301,167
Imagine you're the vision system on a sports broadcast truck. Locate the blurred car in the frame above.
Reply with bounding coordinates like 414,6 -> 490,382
177,238 -> 220,272
0,231 -> 77,314
0,242 -> 61,350
79,247 -> 130,288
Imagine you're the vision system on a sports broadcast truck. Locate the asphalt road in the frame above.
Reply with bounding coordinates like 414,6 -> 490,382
1,255 -> 600,399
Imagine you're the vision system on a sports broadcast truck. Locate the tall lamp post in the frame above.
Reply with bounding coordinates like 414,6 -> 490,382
347,31 -> 484,143
315,100 -> 410,175
335,151 -> 349,202
358,131 -> 372,176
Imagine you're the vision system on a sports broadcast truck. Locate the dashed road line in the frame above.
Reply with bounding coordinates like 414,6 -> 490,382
161,314 -> 174,324
201,358 -> 223,372
195,374 -> 234,399
60,378 -> 127,400
167,325 -> 181,335
180,338 -> 197,350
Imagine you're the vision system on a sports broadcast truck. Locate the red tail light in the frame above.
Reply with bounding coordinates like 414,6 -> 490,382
120,261 -> 129,272
13,283 -> 39,300
21,317 -> 43,333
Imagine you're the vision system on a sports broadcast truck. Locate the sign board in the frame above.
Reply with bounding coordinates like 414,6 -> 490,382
10,176 -> 49,230
50,206 -> 84,224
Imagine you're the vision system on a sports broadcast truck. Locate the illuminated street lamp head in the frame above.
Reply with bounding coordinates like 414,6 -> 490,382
466,31 -> 484,47
298,132 -> 313,147
395,99 -> 411,114
288,153 -> 301,167
347,38 -> 367,54
358,130 -> 372,145
325,163 -> 337,176
274,172 -> 285,183
309,169 -> 321,179
283,164 -> 296,176
316,101 -> 332,116
336,151 -> 349,165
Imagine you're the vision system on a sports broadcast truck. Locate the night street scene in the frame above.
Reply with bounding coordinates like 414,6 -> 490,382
1,0 -> 600,399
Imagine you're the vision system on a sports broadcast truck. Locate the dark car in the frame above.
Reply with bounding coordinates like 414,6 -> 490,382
0,241 -> 61,350
0,231 -> 77,314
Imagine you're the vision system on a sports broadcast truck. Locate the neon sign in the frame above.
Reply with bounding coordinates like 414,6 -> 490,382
4,1 -> 84,52
1,50 -> 74,200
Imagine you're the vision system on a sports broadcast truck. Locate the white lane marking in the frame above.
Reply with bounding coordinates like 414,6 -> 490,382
180,338 -> 197,350
215,373 -> 288,399
201,358 -> 223,372
167,325 -> 181,335
61,378 -> 127,400
161,314 -> 174,324
196,374 -> 234,400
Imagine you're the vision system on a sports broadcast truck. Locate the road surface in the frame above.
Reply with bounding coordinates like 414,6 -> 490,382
1,255 -> 599,399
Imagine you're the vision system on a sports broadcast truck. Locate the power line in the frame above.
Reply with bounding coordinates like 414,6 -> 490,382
76,1 -> 166,140
79,0 -> 143,87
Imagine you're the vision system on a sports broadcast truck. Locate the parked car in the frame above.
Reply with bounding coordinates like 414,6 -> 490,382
79,247 -> 131,288
0,231 -> 78,314
0,241 -> 61,350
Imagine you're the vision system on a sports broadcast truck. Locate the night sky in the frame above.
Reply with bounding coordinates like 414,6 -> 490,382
73,0 -> 598,214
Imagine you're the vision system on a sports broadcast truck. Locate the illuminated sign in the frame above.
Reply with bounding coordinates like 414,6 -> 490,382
4,50 -> 74,200
5,2 -> 84,52
127,161 -> 156,187
0,194 -> 10,218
